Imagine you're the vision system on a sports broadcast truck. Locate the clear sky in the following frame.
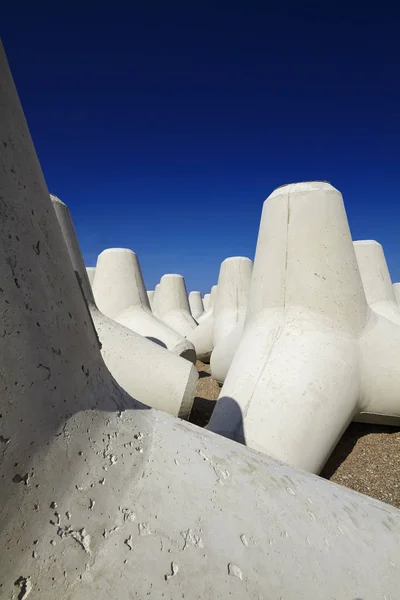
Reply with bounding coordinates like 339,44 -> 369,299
2,2 -> 400,293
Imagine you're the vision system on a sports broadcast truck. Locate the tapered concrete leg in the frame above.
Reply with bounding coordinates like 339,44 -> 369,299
157,274 -> 198,336
86,266 -> 96,287
197,285 -> 217,323
354,240 -> 400,324
188,291 -> 204,320
393,282 -> 400,306
202,292 -> 211,311
152,283 -> 161,316
147,290 -> 155,310
50,196 -> 197,416
210,323 -> 244,384
209,182 -> 368,473
1,45 -> 400,600
93,249 -> 196,362
210,257 -> 252,383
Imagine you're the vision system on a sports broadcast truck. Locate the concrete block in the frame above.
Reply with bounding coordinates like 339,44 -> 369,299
1,45 -> 400,600
394,282 -> 400,306
86,266 -> 96,287
354,240 -> 400,324
202,292 -> 211,311
210,257 -> 252,383
93,249 -> 196,362
197,284 -> 217,324
51,197 -> 197,417
157,274 -> 198,336
147,290 -> 155,310
152,283 -> 161,316
188,290 -> 204,320
209,182 -> 400,473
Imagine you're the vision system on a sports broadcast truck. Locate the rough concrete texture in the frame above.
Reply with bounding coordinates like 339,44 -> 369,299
86,267 -> 96,288
209,182 -> 400,474
50,196 -> 198,418
93,249 -> 196,363
2,44 -> 400,599
210,257 -> 252,383
188,290 -> 204,320
157,274 -> 198,336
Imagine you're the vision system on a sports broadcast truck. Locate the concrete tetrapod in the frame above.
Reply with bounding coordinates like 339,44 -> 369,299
354,240 -> 400,324
2,51 -> 400,599
188,290 -> 204,320
147,290 -> 155,310
187,285 -> 218,362
156,274 -> 198,336
202,292 -> 211,311
210,257 -> 253,384
393,283 -> 400,306
51,196 -> 197,418
93,249 -> 196,363
353,240 -> 400,425
152,283 -> 161,316
208,181 -> 400,474
86,266 -> 96,287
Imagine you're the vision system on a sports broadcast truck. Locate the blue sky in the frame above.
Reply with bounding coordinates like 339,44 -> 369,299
2,2 -> 400,293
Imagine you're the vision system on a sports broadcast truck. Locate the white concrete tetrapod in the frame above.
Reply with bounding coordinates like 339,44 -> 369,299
147,290 -> 155,310
188,286 -> 217,361
51,196 -> 197,418
393,283 -> 400,306
210,323 -> 244,385
86,266 -> 96,287
157,274 -> 198,336
93,249 -> 196,363
208,181 -> 400,474
354,240 -> 400,324
202,292 -> 211,311
188,290 -> 204,320
197,284 -> 217,324
152,283 -> 161,316
210,257 -> 253,383
2,52 -> 400,599
353,241 -> 400,425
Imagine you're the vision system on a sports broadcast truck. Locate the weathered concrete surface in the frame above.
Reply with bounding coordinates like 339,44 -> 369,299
1,44 -> 400,600
209,182 -> 400,473
210,257 -> 252,383
50,196 -> 197,418
157,274 -> 198,336
188,290 -> 204,320
93,249 -> 196,362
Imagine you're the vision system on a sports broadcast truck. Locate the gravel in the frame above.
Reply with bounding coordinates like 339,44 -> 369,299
190,361 -> 400,508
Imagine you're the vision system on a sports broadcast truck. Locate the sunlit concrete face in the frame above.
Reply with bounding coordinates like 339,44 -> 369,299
209,182 -> 400,473
50,196 -> 197,418
156,274 -> 198,336
1,44 -> 400,600
93,250 -> 196,363
210,256 -> 252,383
188,290 -> 204,320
